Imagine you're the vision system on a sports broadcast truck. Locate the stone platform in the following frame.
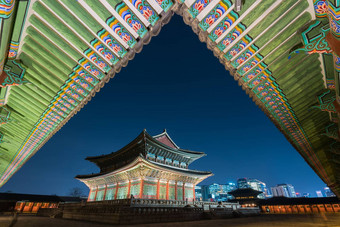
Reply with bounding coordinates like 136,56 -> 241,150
37,199 -> 259,225
2,213 -> 340,227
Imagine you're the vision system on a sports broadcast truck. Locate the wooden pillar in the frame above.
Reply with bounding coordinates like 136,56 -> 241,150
103,185 -> 107,201
127,181 -> 131,198
156,180 -> 160,199
94,186 -> 98,201
140,178 -> 144,199
175,181 -> 177,200
114,183 -> 119,200
193,185 -> 196,201
87,188 -> 92,202
166,181 -> 169,200
183,183 -> 185,201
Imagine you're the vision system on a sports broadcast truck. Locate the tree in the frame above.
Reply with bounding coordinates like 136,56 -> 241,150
69,187 -> 85,197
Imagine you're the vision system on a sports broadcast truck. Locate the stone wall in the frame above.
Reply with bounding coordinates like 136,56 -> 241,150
61,201 -> 203,225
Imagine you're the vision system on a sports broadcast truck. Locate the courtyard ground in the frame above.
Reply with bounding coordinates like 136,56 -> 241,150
0,213 -> 340,227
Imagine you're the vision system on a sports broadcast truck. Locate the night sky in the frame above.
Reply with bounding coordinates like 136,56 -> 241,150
1,15 -> 326,197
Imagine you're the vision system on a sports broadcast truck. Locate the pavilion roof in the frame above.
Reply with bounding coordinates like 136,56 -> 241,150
76,155 -> 213,184
85,129 -> 206,166
228,188 -> 263,197
0,0 -> 339,197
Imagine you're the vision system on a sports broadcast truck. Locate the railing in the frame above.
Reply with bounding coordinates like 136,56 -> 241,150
66,198 -> 241,210
130,198 -> 189,207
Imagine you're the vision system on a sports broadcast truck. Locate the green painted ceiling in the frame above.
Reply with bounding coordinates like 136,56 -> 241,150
0,0 -> 339,196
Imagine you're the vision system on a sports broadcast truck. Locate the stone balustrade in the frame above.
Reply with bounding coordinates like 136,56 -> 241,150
131,198 -> 190,207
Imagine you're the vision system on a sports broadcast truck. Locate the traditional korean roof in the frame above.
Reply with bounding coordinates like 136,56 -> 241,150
0,0 -> 340,197
76,155 -> 213,186
153,129 -> 180,149
228,188 -> 263,198
85,129 -> 206,170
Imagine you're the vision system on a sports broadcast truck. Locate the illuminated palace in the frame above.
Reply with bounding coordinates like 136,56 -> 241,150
77,130 -> 212,201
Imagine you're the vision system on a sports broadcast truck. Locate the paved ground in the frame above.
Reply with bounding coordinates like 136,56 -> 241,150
0,213 -> 340,227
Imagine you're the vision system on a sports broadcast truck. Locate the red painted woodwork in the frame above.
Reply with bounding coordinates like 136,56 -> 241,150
127,181 -> 131,198
156,180 -> 160,199
325,204 -> 334,212
140,179 -> 144,199
297,205 -> 305,213
114,183 -> 119,200
182,184 -> 185,201
103,185 -> 107,201
175,182 -> 177,200
332,204 -> 340,212
317,204 -> 326,212
94,187 -> 98,201
166,181 -> 169,200
87,189 -> 92,202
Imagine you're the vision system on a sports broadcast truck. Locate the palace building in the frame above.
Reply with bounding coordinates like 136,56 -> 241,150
76,130 -> 212,202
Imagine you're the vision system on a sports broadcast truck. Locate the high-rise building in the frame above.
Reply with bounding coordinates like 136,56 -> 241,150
271,184 -> 297,198
209,183 -> 220,200
198,182 -> 238,201
201,185 -> 210,201
248,179 -> 268,199
225,182 -> 237,200
195,186 -> 202,201
237,178 -> 267,199
324,187 -> 336,197
316,190 -> 324,198
302,193 -> 311,198
237,178 -> 249,189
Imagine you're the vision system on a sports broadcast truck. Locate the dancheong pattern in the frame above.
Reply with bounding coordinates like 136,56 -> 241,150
97,29 -> 127,58
155,0 -> 173,12
199,0 -> 232,31
188,0 -> 213,18
224,35 -> 252,60
107,16 -> 136,48
116,2 -> 148,37
314,0 -> 328,18
328,1 -> 340,37
0,0 -> 15,18
78,58 -> 105,80
7,41 -> 18,59
237,55 -> 264,76
231,44 -> 260,68
209,12 -> 240,42
90,39 -> 120,65
130,0 -> 159,26
84,48 -> 111,73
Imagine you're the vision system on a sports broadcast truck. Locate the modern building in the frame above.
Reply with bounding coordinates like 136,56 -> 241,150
324,187 -> 336,197
237,178 -> 249,189
248,179 -> 268,199
303,193 -> 311,198
271,184 -> 297,198
77,130 -> 213,201
316,191 -> 324,198
237,178 -> 267,199
194,185 -> 202,201
200,185 -> 211,201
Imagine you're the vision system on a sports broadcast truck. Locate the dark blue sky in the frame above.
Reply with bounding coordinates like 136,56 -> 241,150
1,15 -> 326,197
